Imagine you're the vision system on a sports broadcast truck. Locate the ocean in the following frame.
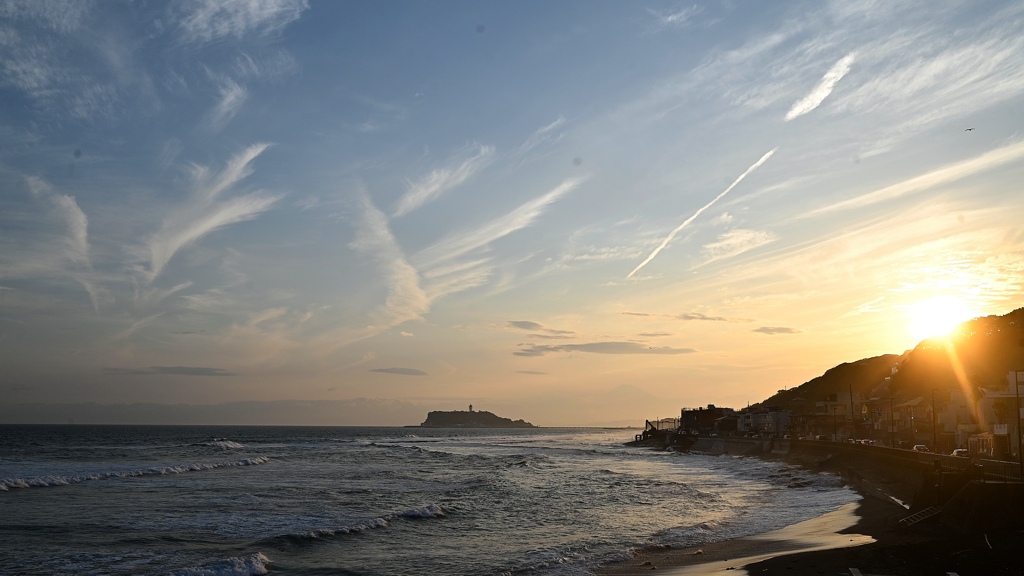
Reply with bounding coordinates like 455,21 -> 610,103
0,425 -> 858,575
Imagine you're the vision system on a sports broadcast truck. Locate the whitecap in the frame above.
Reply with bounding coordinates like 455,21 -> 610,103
401,503 -> 445,518
166,552 -> 271,576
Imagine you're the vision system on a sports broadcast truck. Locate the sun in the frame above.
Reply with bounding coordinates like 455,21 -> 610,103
907,296 -> 975,343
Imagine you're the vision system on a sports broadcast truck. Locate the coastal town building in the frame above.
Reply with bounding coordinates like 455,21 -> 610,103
736,407 -> 790,436
665,373 -> 1023,460
679,404 -> 736,434
971,370 -> 1024,459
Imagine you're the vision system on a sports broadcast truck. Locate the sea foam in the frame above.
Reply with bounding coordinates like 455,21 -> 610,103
285,503 -> 445,541
166,552 -> 271,576
0,456 -> 270,491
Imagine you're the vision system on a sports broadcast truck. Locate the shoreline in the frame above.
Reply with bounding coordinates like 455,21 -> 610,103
595,498 -> 893,576
595,451 -> 1024,576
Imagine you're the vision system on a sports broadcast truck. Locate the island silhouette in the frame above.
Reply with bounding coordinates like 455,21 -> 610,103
419,409 -> 536,428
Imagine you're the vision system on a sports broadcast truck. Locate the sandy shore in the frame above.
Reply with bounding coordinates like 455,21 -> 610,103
597,499 -> 883,576
596,489 -> 1024,576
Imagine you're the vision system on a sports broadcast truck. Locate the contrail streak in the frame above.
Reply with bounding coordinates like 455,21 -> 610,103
627,147 -> 777,278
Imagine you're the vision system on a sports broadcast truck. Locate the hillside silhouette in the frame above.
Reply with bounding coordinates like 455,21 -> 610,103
756,307 -> 1024,408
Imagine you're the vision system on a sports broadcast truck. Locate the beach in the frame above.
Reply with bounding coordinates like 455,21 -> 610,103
598,471 -> 1024,576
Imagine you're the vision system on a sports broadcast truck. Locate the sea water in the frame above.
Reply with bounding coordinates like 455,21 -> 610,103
0,425 -> 858,575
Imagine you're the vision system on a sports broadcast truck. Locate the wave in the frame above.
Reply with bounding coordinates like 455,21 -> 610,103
165,552 -> 271,576
297,517 -> 390,539
274,503 -> 445,543
0,456 -> 271,491
191,438 -> 246,450
753,465 -> 846,490
401,503 -> 445,518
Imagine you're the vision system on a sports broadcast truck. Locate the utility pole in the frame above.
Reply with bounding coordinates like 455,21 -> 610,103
849,381 -> 855,440
931,389 -> 938,451
887,397 -> 896,448
1015,371 -> 1023,479
832,404 -> 838,442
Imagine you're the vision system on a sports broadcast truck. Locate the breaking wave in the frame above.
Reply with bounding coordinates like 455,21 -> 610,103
192,438 -> 246,450
165,552 -> 271,576
0,457 -> 271,491
280,503 -> 445,542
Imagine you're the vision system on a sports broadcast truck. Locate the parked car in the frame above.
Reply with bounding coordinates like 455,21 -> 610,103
951,448 -> 968,457
912,444 -> 929,452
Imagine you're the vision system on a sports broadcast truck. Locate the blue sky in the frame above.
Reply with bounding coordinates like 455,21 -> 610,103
3,0 -> 1024,426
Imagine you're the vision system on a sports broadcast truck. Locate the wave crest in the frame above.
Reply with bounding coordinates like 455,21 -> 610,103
0,456 -> 271,491
167,552 -> 271,576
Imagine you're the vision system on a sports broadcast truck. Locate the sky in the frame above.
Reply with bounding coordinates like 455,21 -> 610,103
2,0 -> 1024,427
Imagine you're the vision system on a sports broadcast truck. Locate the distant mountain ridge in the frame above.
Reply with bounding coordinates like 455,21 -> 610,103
420,410 -> 536,428
754,307 -> 1024,408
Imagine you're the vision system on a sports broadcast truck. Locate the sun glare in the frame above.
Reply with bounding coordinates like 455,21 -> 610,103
907,296 -> 975,343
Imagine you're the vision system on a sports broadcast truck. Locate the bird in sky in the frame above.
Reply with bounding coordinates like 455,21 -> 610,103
965,128 -> 975,131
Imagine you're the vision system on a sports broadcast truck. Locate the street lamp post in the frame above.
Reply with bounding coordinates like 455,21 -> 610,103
849,382 -> 855,441
1015,371 -> 1023,479
888,397 -> 896,448
931,389 -> 938,452
832,404 -> 838,442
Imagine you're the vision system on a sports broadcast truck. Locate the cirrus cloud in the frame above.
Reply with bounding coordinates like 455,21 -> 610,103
514,341 -> 696,357
370,367 -> 428,376
753,326 -> 799,335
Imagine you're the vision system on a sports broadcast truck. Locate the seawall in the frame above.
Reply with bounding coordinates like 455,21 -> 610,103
686,436 -> 1024,533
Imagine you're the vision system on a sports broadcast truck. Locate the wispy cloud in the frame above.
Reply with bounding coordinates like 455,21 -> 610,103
508,320 -> 575,336
753,326 -> 799,335
673,312 -> 730,322
697,229 -> 778,267
134,280 -> 194,309
650,5 -> 703,28
146,143 -> 281,281
801,139 -> 1024,219
393,144 -> 494,217
209,77 -> 248,131
233,50 -> 299,81
414,177 -> 584,269
24,177 -> 106,310
0,0 -> 91,33
350,190 -> 430,328
27,177 -> 90,268
111,312 -> 166,342
785,53 -> 855,120
422,263 -> 494,302
370,367 -> 427,376
177,0 -> 309,45
508,320 -> 576,340
624,311 -> 735,322
76,275 -> 112,313
628,148 -> 776,278
515,117 -> 565,157
842,297 -> 887,318
105,366 -> 235,376
831,7 -> 1024,126
515,341 -> 696,357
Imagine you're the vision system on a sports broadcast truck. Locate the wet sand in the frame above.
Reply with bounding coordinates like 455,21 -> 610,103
597,490 -> 1024,576
597,499 -> 883,576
